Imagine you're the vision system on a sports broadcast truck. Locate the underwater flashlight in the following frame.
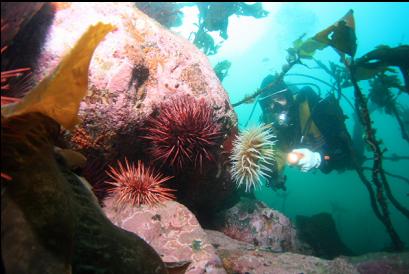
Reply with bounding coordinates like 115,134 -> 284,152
287,151 -> 304,165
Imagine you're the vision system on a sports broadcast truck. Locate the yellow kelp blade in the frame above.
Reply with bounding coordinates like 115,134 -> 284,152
1,23 -> 116,129
295,37 -> 327,59
314,9 -> 357,57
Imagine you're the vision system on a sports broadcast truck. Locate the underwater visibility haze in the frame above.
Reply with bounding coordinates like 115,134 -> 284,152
1,2 -> 409,273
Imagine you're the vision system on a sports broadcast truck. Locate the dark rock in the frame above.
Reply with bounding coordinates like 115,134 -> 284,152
296,212 -> 354,259
1,113 -> 167,274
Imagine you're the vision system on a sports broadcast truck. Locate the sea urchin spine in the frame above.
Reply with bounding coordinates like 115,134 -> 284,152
143,95 -> 223,172
106,158 -> 175,207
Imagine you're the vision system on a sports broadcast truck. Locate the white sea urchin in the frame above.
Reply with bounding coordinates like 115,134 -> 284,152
230,124 -> 277,192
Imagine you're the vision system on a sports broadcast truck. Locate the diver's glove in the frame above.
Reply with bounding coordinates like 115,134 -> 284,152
291,148 -> 322,172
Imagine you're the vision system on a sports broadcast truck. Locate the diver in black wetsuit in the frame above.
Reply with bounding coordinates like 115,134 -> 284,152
258,74 -> 359,190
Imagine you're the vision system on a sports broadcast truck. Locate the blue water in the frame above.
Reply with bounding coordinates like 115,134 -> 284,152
175,2 -> 409,254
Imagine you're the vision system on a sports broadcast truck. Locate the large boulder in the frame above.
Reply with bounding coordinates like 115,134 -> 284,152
26,2 -> 239,217
103,198 -> 227,274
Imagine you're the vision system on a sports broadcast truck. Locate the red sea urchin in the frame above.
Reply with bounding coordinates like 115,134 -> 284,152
106,158 -> 175,207
143,95 -> 223,172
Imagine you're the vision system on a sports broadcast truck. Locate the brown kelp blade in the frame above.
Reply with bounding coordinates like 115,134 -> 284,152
314,9 -> 357,57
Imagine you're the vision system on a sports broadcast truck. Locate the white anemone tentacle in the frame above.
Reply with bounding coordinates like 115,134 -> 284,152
230,124 -> 277,193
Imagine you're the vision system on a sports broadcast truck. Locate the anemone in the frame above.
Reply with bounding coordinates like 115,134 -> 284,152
230,124 -> 277,192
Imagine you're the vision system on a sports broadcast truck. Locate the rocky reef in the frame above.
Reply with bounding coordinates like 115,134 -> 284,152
2,3 -> 408,274
23,2 -> 239,219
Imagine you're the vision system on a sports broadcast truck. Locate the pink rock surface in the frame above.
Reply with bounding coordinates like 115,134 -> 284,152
103,197 -> 226,274
206,230 -> 409,274
349,252 -> 409,274
206,230 -> 358,274
31,2 -> 238,214
33,2 -> 236,140
217,198 -> 307,253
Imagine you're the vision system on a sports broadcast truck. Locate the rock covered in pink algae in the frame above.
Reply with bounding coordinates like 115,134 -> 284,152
31,2 -> 239,215
103,197 -> 227,274
206,230 -> 358,274
33,2 -> 236,136
216,198 -> 309,253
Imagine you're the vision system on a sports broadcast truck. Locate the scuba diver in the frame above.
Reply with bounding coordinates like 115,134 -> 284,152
258,74 -> 359,190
